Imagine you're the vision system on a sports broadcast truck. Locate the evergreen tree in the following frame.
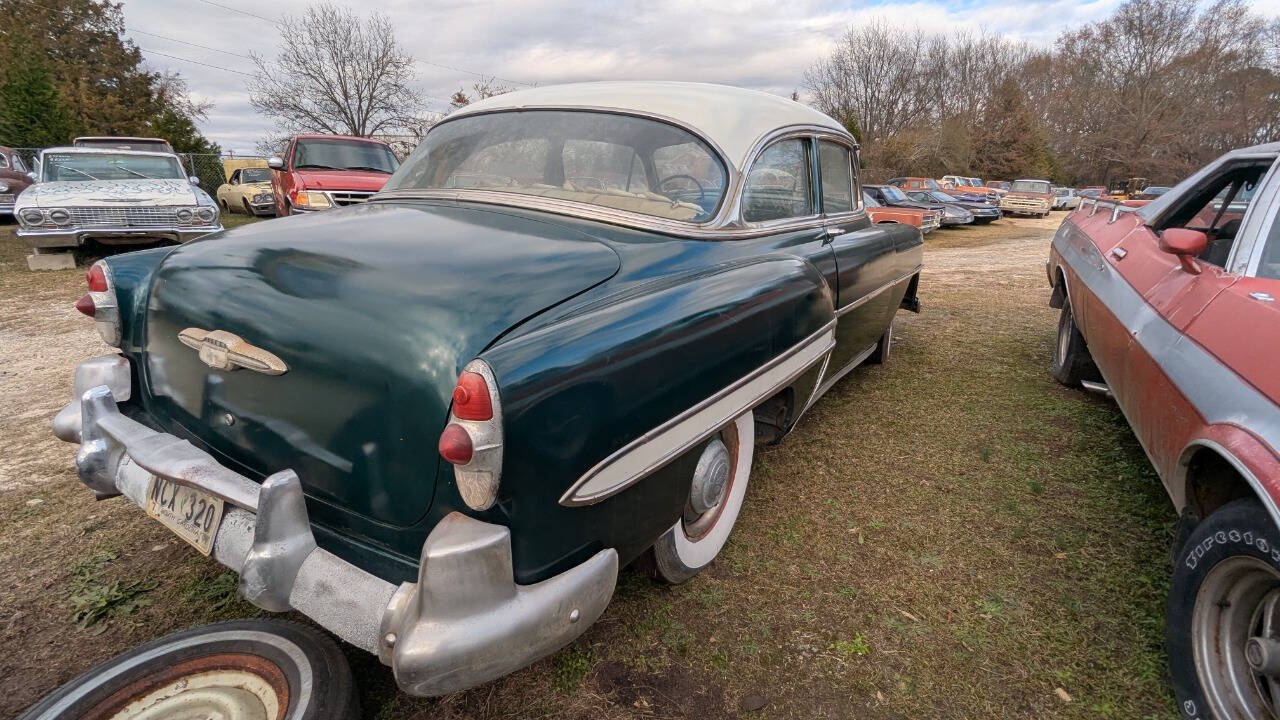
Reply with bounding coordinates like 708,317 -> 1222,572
973,78 -> 1058,179
0,55 -> 76,146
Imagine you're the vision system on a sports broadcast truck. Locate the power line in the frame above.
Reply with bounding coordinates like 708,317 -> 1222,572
194,0 -> 280,25
128,28 -> 254,60
138,47 -> 258,77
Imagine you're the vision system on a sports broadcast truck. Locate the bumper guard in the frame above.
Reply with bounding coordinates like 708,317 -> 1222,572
53,356 -> 619,696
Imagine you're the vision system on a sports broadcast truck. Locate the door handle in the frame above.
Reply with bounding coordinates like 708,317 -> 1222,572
826,227 -> 845,237
1110,247 -> 1128,260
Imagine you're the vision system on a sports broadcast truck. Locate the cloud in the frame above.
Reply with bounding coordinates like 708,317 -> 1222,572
121,0 -> 1277,152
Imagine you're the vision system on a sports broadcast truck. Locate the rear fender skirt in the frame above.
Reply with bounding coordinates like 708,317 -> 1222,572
1053,220 -> 1280,523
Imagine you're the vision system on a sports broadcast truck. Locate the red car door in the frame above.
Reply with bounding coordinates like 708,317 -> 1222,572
1104,165 -> 1274,478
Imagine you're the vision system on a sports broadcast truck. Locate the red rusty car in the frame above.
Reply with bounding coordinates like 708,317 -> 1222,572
267,134 -> 399,216
0,145 -> 34,216
1046,140 -> 1280,718
863,190 -> 940,234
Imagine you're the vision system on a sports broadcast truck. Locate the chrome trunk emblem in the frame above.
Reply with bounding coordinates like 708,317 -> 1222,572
178,328 -> 288,375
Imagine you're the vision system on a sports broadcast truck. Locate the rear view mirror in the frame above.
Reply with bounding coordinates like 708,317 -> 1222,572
1158,228 -> 1208,275
189,176 -> 200,185
267,157 -> 284,170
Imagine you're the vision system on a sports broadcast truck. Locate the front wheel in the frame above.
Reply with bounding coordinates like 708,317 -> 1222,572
1051,299 -> 1093,386
867,323 -> 893,365
646,411 -> 754,584
18,619 -> 358,719
1169,499 -> 1280,720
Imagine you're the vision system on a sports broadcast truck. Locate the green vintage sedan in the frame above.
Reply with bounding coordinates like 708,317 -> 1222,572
48,82 -> 922,703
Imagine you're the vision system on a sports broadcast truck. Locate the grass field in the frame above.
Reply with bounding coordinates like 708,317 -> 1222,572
0,214 -> 1178,718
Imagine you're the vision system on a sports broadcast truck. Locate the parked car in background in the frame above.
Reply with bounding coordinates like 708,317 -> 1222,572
1046,140 -> 1280,720
1134,185 -> 1173,200
48,82 -> 923,702
1079,186 -> 1106,200
15,146 -> 221,267
268,134 -> 399,215
999,178 -> 1054,217
73,136 -> 174,153
889,176 -> 942,192
866,183 -> 973,225
216,166 -> 275,216
985,180 -> 1011,192
943,175 -> 1001,204
864,190 -> 941,234
1051,186 -> 1080,210
0,144 -> 34,216
903,189 -> 1001,223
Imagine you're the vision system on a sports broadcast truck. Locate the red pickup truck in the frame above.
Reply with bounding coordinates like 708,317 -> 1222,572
268,134 -> 399,216
1046,140 -> 1280,718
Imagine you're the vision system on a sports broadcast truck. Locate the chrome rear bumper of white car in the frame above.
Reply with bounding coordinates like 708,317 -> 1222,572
53,355 -> 619,696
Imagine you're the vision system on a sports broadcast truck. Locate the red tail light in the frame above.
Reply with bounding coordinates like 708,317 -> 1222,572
452,371 -> 493,420
439,360 -> 503,510
87,264 -> 109,292
75,294 -> 95,317
438,424 -> 474,465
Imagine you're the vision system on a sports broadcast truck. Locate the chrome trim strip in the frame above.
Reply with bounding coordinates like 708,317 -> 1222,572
559,320 -> 837,506
1054,222 -> 1280,522
810,342 -> 877,402
836,265 -> 923,318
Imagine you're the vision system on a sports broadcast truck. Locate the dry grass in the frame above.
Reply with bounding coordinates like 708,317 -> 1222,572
0,211 -> 1175,718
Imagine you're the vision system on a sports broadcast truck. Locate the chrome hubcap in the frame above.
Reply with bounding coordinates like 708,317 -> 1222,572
1056,312 -> 1071,368
109,669 -> 281,720
1194,557 -> 1280,720
684,433 -> 734,539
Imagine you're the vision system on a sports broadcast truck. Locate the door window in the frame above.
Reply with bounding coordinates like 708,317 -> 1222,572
1257,209 -> 1280,280
1159,162 -> 1271,268
818,141 -> 855,214
0,154 -> 7,169
12,154 -> 25,172
742,139 -> 812,223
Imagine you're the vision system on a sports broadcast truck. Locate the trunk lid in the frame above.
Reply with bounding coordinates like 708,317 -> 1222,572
141,201 -> 620,528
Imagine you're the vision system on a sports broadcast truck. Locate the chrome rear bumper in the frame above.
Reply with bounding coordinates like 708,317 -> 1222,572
53,355 -> 618,696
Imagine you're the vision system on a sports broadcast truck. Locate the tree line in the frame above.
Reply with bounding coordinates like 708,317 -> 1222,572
0,0 -> 219,153
804,0 -> 1280,185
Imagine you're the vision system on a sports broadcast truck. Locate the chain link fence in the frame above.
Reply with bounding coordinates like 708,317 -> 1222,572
12,148 -> 267,197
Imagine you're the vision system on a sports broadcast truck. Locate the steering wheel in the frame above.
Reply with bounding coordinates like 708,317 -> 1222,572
658,174 -> 706,205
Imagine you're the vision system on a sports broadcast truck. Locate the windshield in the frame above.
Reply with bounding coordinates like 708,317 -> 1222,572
1054,187 -> 1069,196
241,168 -> 271,183
384,110 -> 728,222
41,152 -> 185,182
862,191 -> 882,208
969,177 -> 982,186
930,191 -> 958,202
1011,180 -> 1050,193
293,139 -> 399,173
880,185 -> 910,203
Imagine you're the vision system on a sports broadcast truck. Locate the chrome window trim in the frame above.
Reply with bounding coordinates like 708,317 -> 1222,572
1239,156 -> 1280,277
559,319 -> 837,506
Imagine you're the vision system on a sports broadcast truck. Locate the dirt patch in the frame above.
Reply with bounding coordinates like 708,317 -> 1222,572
0,214 -> 1174,718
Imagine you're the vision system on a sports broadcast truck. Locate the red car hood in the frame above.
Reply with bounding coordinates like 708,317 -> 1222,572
294,168 -> 392,191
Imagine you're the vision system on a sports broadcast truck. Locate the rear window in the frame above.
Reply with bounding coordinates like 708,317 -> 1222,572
384,110 -> 727,222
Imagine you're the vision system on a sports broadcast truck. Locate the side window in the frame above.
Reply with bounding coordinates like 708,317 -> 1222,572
818,141 -> 854,214
1257,204 -> 1280,279
1162,163 -> 1270,268
12,154 -> 25,172
0,154 -> 8,170
229,170 -> 239,185
742,138 -> 812,223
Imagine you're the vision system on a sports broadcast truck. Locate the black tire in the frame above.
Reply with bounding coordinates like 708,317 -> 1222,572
243,198 -> 254,216
1168,499 -> 1280,720
867,323 -> 893,365
1051,298 -> 1093,386
18,619 -> 358,719
220,198 -> 231,213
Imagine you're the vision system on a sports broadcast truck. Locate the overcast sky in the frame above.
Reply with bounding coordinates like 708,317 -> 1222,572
119,0 -> 1280,154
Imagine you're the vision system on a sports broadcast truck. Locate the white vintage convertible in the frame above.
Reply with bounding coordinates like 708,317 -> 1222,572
16,147 -> 222,262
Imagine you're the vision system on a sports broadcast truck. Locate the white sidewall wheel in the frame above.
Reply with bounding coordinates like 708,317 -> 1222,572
650,411 -> 754,584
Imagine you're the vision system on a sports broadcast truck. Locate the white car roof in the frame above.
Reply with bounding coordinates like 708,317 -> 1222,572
41,146 -> 180,158
449,81 -> 849,172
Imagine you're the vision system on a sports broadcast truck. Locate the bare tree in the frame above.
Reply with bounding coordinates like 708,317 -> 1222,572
248,3 -> 424,137
448,77 -> 513,110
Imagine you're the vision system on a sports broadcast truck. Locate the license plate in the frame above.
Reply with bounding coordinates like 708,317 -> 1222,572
145,477 -> 224,555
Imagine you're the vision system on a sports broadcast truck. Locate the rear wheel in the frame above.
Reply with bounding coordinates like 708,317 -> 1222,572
1169,499 -> 1280,720
18,619 -> 357,719
647,411 -> 754,584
